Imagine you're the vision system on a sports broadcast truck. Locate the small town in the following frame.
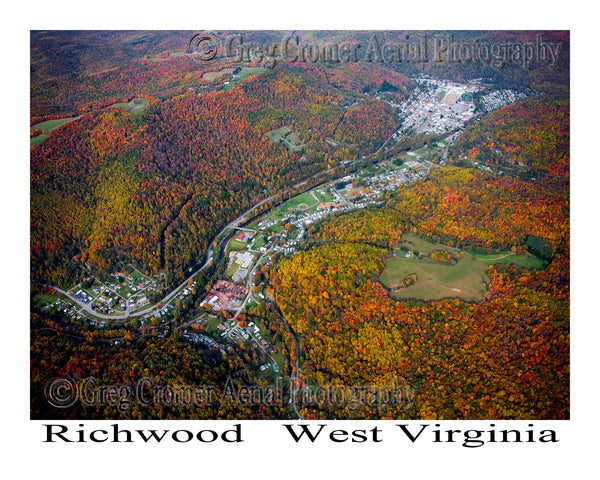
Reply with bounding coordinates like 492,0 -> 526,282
479,88 -> 529,113
37,110 -> 452,374
398,77 -> 481,135
34,74 -> 533,380
28,30 -> 572,469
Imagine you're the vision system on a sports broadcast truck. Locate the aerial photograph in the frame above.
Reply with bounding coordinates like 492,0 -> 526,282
30,30 -> 569,421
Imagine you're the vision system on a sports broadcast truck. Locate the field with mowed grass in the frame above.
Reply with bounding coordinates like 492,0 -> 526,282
222,67 -> 266,90
380,254 -> 489,302
265,126 -> 302,151
202,67 -> 235,81
106,97 -> 148,114
262,191 -> 319,222
30,116 -> 79,132
380,233 -> 548,302
30,134 -> 49,147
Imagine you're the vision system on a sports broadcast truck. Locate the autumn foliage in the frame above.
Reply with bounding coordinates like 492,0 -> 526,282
271,166 -> 569,420
454,98 -> 569,176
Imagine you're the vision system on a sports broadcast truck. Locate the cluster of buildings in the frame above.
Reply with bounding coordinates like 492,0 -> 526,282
183,331 -> 225,350
272,235 -> 302,256
233,251 -> 255,269
42,297 -> 105,328
317,201 -> 345,211
73,290 -> 92,304
228,250 -> 256,283
479,89 -> 528,113
328,186 -> 347,204
226,322 -> 251,341
217,319 -> 279,370
200,280 -> 248,312
235,231 -> 255,243
257,218 -> 277,231
398,77 -> 480,135
154,303 -> 174,319
365,163 -> 425,190
292,201 -> 368,228
68,268 -> 164,317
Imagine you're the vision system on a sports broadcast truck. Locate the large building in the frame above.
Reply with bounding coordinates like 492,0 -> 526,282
200,280 -> 248,311
234,251 -> 255,269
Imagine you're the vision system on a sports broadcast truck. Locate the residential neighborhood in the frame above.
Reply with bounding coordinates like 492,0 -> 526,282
34,74 -> 521,379
479,88 -> 529,113
397,76 -> 481,135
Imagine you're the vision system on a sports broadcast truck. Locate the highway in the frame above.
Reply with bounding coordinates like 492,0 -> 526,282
48,192 -> 278,322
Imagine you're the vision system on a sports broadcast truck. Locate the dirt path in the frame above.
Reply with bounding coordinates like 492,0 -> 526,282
476,252 -> 515,261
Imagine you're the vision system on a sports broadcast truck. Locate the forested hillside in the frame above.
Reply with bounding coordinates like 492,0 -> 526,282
31,64 -> 403,288
451,98 -> 569,176
271,167 -> 569,419
31,30 -> 569,421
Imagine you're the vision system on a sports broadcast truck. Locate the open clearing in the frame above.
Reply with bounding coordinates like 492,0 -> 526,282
202,67 -> 235,81
222,67 -> 266,90
262,191 -> 318,222
30,98 -> 147,146
380,233 -> 547,302
30,116 -> 79,132
474,252 -> 546,270
380,254 -> 489,302
397,233 -> 460,256
107,97 -> 148,114
265,126 -> 303,152
30,134 -> 49,147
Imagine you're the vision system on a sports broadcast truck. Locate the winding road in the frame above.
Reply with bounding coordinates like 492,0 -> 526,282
48,192 -> 279,321
47,132 -> 445,325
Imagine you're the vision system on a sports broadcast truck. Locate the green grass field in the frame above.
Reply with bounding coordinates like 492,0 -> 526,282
130,268 -> 152,283
380,234 -> 547,302
31,116 -> 79,132
118,284 -> 134,298
398,233 -> 460,256
228,239 -> 248,251
474,252 -> 547,270
265,126 -> 289,142
283,192 -> 318,211
32,294 -> 59,309
262,191 -> 319,223
109,102 -> 129,110
225,262 -> 241,278
106,97 -> 148,114
127,98 -> 148,114
30,134 -> 49,147
203,315 -> 224,335
265,126 -> 302,151
250,234 -> 266,250
237,67 -> 266,78
380,254 -> 489,302
224,238 -> 249,259
222,67 -> 266,90
262,205 -> 286,223
413,144 -> 443,159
